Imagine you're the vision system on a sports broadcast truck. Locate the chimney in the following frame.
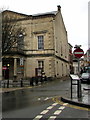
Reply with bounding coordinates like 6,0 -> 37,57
57,5 -> 61,11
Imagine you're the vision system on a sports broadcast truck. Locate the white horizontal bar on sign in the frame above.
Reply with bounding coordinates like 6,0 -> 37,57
74,52 -> 84,54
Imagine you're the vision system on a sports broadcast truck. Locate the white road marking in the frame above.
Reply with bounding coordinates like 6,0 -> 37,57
34,115 -> 43,119
63,103 -> 68,106
48,116 -> 57,119
44,97 -> 52,101
34,102 -> 66,119
58,106 -> 65,110
47,106 -> 54,110
52,103 -> 58,106
38,97 -> 52,101
38,98 -> 41,100
54,110 -> 62,115
40,110 -> 49,114
44,97 -> 49,101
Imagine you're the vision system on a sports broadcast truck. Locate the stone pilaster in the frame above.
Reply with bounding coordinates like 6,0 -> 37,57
14,58 -> 17,76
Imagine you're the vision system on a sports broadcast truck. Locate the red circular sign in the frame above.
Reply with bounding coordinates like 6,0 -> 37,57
73,48 -> 84,58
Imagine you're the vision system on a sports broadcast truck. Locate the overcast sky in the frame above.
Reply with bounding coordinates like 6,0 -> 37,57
0,0 -> 89,53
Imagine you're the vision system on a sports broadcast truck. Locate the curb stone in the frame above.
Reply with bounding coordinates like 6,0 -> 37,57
61,97 -> 90,109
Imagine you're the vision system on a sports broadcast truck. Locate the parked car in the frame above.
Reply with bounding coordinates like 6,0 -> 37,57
80,73 -> 90,84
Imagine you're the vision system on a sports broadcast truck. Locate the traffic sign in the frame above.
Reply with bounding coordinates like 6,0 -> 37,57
2,66 -> 7,70
73,48 -> 84,58
20,58 -> 24,66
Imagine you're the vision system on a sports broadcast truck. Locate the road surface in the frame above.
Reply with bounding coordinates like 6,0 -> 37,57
2,77 -> 90,119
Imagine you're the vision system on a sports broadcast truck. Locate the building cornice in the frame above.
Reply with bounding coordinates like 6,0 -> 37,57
25,53 -> 69,63
2,10 -> 57,22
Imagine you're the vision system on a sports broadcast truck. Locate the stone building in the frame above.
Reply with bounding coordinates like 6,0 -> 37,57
2,5 -> 69,80
68,43 -> 73,74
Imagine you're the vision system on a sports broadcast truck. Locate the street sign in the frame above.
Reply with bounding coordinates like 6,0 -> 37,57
20,58 -> 24,66
73,48 -> 84,58
2,66 -> 7,70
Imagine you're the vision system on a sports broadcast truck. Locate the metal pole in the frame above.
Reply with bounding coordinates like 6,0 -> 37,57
71,79 -> 72,99
77,80 -> 82,98
77,80 -> 79,98
78,58 -> 80,77
20,78 -> 23,87
7,79 -> 9,88
70,76 -> 73,99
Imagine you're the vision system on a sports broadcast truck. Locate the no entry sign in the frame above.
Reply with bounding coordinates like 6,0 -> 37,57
73,48 -> 84,58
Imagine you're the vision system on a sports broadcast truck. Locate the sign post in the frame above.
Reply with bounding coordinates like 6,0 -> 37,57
71,46 -> 84,99
73,47 -> 84,76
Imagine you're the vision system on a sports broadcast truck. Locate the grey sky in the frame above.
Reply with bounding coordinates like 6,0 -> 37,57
88,1 -> 90,49
0,0 -> 89,53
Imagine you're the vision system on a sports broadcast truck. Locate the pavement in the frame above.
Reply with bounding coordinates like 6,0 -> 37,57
0,77 -> 90,109
0,86 -> 34,93
61,82 -> 90,109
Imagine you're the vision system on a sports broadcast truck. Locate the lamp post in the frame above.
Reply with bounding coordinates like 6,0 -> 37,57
18,32 -> 25,87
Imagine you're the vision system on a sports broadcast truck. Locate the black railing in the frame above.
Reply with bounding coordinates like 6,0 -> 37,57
0,76 -> 48,88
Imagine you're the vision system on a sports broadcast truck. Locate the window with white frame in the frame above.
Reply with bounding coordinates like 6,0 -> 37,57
38,36 -> 44,50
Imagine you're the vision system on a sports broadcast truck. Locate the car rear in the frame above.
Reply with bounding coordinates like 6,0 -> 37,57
81,73 -> 90,84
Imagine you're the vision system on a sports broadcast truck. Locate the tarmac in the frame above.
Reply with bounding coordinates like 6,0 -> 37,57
0,77 -> 90,109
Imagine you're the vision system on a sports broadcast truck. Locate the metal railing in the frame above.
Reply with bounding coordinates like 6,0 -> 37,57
0,76 -> 48,88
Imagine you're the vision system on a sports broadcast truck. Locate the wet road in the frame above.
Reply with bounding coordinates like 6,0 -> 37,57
2,77 -> 90,119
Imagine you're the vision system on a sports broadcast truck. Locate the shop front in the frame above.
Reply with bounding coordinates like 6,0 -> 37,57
2,57 -> 25,81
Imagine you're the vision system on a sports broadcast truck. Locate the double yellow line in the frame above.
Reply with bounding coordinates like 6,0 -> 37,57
52,96 -> 90,111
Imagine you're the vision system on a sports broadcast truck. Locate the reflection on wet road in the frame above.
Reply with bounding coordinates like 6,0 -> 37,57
2,79 -> 70,112
2,78 -> 89,118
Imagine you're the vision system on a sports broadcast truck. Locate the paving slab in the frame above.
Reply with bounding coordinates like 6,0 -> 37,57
61,83 -> 90,108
